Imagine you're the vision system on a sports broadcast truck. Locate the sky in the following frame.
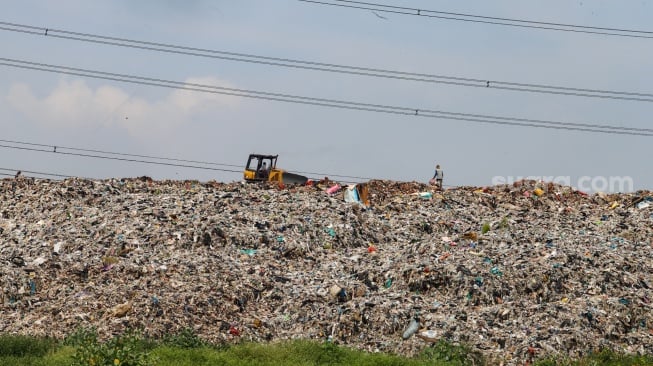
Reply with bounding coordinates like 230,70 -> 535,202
1,0 -> 651,192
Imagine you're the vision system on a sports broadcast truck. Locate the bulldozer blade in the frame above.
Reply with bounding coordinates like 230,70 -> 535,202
282,172 -> 308,185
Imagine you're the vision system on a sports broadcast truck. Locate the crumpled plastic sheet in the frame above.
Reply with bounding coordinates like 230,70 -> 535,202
1,177 -> 652,365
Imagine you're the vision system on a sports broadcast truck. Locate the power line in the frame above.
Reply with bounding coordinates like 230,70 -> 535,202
1,57 -> 651,137
0,172 -> 57,180
298,0 -> 653,39
0,138 -> 242,168
0,167 -> 73,179
1,22 -> 653,102
326,0 -> 653,34
0,138 -> 375,181
0,143 -> 244,173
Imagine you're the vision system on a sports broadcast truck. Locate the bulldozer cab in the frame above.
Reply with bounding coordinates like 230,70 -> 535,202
244,153 -> 309,185
244,154 -> 278,181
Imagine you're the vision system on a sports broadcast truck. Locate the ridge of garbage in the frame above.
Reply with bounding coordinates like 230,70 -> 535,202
1,176 -> 652,364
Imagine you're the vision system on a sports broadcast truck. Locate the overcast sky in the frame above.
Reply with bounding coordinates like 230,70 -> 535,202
1,0 -> 651,191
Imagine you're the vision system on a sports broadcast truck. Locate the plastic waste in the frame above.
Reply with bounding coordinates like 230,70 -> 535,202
534,188 -> 544,197
325,227 -> 336,237
3,174 -> 653,360
29,279 -> 36,295
337,288 -> 347,302
240,249 -> 257,256
110,301 -> 132,318
418,192 -> 433,199
32,257 -> 47,266
326,184 -> 341,195
229,325 -> 240,336
402,318 -> 419,339
416,329 -> 438,342
344,185 -> 360,203
329,285 -> 342,299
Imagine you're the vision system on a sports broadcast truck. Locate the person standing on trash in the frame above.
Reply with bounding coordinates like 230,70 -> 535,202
432,164 -> 443,189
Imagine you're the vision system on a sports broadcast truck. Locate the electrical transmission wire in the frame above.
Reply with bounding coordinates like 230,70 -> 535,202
1,21 -> 653,102
0,138 -> 375,181
0,138 -> 242,169
298,0 -> 653,39
1,57 -> 651,138
0,143 -> 244,173
0,172 -> 55,180
0,167 -> 73,179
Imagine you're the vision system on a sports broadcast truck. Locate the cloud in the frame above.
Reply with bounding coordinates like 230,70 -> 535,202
168,77 -> 240,111
6,77 -> 240,137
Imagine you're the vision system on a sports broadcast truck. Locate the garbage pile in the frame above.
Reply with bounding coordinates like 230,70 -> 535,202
1,176 -> 653,364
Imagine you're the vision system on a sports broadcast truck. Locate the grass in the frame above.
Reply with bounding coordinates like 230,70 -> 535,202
0,346 -> 75,366
0,334 -> 58,357
534,349 -> 653,366
0,332 -> 652,366
152,341 -> 427,366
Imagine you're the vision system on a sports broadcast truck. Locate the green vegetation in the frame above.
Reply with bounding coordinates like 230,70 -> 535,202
498,216 -> 509,230
67,328 -> 154,366
0,334 -> 57,358
0,331 -> 652,366
534,349 -> 653,366
150,340 -> 481,366
160,327 -> 208,349
418,340 -> 483,365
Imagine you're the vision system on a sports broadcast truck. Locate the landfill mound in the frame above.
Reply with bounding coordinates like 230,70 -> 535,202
1,177 -> 652,364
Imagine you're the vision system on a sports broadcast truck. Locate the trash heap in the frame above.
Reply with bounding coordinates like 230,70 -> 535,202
1,177 -> 652,364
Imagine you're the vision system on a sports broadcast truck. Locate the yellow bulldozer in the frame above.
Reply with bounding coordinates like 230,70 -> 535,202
243,154 -> 309,185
